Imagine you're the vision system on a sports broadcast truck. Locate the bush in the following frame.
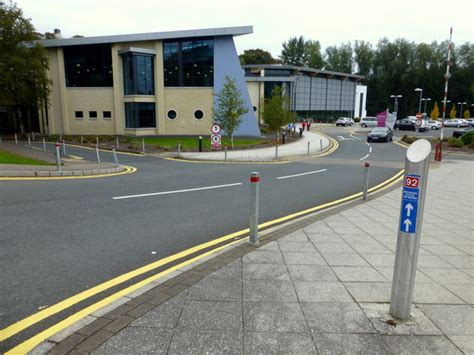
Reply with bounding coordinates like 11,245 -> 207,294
460,130 -> 474,146
447,137 -> 464,148
401,135 -> 417,144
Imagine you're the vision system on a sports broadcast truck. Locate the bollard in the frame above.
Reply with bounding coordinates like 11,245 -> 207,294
275,145 -> 279,160
112,147 -> 120,166
249,172 -> 260,244
307,141 -> 311,155
363,162 -> 370,200
389,139 -> 431,321
434,143 -> 442,162
95,144 -> 101,163
198,136 -> 203,152
15,133 -> 18,145
80,135 -> 84,145
42,137 -> 46,151
96,136 -> 99,146
62,140 -> 66,155
32,132 -> 35,140
320,139 -> 323,151
116,136 -> 120,150
55,143 -> 62,171
224,145 -> 228,161
282,131 -> 286,144
177,142 -> 181,157
28,135 -> 31,147
142,138 -> 145,153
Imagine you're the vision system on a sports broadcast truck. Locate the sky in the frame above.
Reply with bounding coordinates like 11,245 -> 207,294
16,0 -> 474,57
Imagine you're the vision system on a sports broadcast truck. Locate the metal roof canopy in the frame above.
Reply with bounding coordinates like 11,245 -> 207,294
36,26 -> 253,48
243,64 -> 364,81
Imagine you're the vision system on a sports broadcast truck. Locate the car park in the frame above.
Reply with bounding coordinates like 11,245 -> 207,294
444,119 -> 469,128
428,120 -> 442,130
367,127 -> 393,142
466,119 -> 474,127
452,128 -> 474,138
335,117 -> 354,126
394,118 -> 428,132
359,117 -> 377,127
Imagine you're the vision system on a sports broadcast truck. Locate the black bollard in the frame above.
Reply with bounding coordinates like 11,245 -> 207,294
299,128 -> 303,137
282,131 -> 286,144
198,136 -> 203,152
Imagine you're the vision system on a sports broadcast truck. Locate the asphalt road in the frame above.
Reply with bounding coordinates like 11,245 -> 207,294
1,127 -> 409,350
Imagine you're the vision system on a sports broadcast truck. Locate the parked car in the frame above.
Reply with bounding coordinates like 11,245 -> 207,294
359,117 -> 378,127
335,117 -> 354,126
465,119 -> 474,127
452,128 -> 474,138
367,127 -> 393,142
444,119 -> 469,128
394,118 -> 428,132
428,120 -> 442,130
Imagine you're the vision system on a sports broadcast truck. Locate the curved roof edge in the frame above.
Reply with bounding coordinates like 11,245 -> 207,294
36,26 -> 253,48
242,64 -> 364,81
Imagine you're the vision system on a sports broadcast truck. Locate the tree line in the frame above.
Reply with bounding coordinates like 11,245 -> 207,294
240,36 -> 474,118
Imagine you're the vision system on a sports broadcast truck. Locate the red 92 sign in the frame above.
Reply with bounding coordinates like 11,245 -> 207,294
404,176 -> 420,189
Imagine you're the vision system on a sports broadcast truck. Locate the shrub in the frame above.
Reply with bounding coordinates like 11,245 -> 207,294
447,137 -> 464,148
401,135 -> 417,144
460,130 -> 474,146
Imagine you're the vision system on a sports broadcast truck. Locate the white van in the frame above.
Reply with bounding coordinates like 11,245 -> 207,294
360,116 -> 378,127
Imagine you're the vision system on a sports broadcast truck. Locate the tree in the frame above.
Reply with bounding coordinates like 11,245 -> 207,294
0,1 -> 50,132
449,105 -> 457,118
305,40 -> 324,69
262,86 -> 294,139
213,76 -> 248,148
430,102 -> 440,119
353,40 -> 373,76
463,109 -> 471,119
325,43 -> 353,73
239,49 -> 279,65
280,36 -> 307,66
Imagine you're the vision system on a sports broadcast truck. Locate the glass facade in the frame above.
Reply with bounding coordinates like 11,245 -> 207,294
122,54 -> 154,95
64,44 -> 113,87
125,103 -> 156,128
163,38 -> 214,87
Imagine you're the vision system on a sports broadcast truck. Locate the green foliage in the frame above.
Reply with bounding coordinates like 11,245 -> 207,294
0,149 -> 50,165
280,36 -> 307,66
447,137 -> 464,147
449,105 -> 457,118
460,130 -> 474,145
463,109 -> 470,119
262,86 -> 294,136
354,40 -> 374,76
239,49 -> 279,65
401,135 -> 418,144
0,1 -> 51,127
213,76 -> 248,147
305,40 -> 324,69
430,102 -> 440,119
325,42 -> 353,73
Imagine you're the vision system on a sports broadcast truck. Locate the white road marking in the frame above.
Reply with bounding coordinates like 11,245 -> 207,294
277,169 -> 327,180
349,132 -> 361,140
360,154 -> 370,161
366,142 -> 371,146
369,146 -> 372,153
113,183 -> 243,200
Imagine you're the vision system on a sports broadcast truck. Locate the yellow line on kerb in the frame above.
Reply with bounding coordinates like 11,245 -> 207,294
0,166 -> 137,181
164,157 -> 290,164
1,168 -> 404,353
4,239 -> 242,355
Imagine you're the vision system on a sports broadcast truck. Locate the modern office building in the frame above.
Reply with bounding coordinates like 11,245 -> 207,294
36,27 -> 260,137
243,64 -> 366,122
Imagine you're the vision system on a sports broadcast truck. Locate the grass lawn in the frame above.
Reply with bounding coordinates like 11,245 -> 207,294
0,150 -> 50,165
128,136 -> 267,150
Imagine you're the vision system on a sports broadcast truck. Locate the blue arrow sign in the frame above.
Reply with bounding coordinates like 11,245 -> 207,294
400,175 -> 420,234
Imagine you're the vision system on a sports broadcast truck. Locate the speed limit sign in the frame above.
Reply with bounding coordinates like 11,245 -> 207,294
211,134 -> 221,144
211,124 -> 221,134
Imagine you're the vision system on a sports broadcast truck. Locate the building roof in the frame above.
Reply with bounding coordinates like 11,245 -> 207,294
37,26 -> 253,48
242,64 -> 364,81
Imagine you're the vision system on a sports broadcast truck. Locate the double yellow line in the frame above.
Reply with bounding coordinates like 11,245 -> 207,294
0,166 -> 137,181
2,167 -> 404,354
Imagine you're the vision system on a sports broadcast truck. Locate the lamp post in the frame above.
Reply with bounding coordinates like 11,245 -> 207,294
414,88 -> 423,114
390,95 -> 402,118
457,102 -> 466,118
421,98 -> 431,117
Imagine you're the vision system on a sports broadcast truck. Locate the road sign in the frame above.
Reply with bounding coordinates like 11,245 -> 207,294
415,119 -> 422,127
211,134 -> 221,144
400,174 -> 420,234
211,142 -> 221,149
211,124 -> 221,134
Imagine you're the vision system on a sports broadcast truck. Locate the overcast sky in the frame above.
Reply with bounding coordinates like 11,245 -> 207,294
17,0 -> 473,57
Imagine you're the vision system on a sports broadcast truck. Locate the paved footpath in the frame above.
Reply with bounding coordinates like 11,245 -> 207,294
41,160 -> 473,354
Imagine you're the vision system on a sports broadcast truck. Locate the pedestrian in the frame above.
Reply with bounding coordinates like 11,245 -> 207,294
299,121 -> 305,137
307,120 -> 311,131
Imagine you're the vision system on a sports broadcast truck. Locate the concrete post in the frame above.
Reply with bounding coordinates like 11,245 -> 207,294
96,136 -> 99,146
275,145 -> 279,160
55,143 -> 62,171
363,162 -> 370,200
249,172 -> 260,244
28,135 -> 31,147
224,145 -> 228,161
320,139 -> 323,151
112,147 -> 120,167
307,142 -> 311,155
95,144 -> 101,163
62,140 -> 66,155
177,142 -> 181,157
42,137 -> 46,151
116,136 -> 120,150
142,138 -> 145,153
15,133 -> 18,145
32,132 -> 35,140
389,139 -> 431,320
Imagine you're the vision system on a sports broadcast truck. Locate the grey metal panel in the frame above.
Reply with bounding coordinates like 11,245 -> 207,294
245,77 -> 294,82
37,26 -> 253,48
117,47 -> 157,55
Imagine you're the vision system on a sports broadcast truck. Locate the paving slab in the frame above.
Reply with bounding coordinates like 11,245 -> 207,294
383,335 -> 462,355
244,332 -> 317,354
312,333 -> 390,354
243,302 -> 308,333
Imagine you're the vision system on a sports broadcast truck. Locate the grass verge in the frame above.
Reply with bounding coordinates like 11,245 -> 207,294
0,150 -> 50,165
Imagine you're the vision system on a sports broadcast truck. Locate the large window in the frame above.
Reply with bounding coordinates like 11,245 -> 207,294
64,44 -> 113,87
125,103 -> 156,128
163,38 -> 214,87
122,54 -> 154,95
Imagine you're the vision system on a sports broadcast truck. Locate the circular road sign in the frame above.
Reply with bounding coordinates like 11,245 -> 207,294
211,124 -> 221,134
211,134 -> 221,144
415,119 -> 422,126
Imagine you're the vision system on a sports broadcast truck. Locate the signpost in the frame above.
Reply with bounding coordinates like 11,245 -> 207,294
211,123 -> 221,150
390,139 -> 431,320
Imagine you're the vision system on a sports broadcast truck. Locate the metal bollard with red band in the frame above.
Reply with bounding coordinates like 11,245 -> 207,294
249,172 -> 260,244
363,162 -> 370,200
434,143 -> 442,162
55,142 -> 62,171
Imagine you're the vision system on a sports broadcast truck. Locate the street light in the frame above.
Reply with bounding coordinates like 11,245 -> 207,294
414,88 -> 423,113
390,94 -> 403,118
457,102 -> 467,118
421,98 -> 431,116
